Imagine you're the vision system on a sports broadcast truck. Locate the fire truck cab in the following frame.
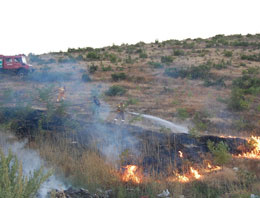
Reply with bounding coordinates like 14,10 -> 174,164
0,54 -> 33,77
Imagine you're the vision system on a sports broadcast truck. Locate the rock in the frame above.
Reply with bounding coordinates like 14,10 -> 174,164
251,194 -> 260,198
157,189 -> 170,197
233,167 -> 239,171
179,195 -> 185,198
54,187 -> 93,198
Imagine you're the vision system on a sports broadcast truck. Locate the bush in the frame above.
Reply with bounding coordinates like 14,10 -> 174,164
109,54 -> 117,63
223,50 -> 233,57
139,52 -> 148,59
111,73 -> 127,81
228,88 -> 249,111
0,149 -> 51,198
105,85 -> 126,96
173,49 -> 185,56
101,66 -> 113,71
161,56 -> 174,63
87,51 -> 100,60
207,141 -> 231,166
88,64 -> 98,74
232,74 -> 260,95
203,78 -> 226,87
241,53 -> 260,62
192,111 -> 210,131
125,55 -> 134,64
76,54 -> 84,61
176,108 -> 189,120
213,59 -> 230,70
82,73 -> 92,82
164,64 -> 211,80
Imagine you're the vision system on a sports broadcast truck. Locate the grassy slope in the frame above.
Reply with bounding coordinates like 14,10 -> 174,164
32,33 -> 260,136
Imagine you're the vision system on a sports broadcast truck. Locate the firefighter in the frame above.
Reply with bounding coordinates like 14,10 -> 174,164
92,96 -> 101,116
114,102 -> 125,122
57,86 -> 66,102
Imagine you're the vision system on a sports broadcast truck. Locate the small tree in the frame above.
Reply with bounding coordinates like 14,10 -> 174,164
0,149 -> 51,198
207,141 -> 231,166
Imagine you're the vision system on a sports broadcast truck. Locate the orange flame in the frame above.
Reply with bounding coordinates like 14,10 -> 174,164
235,136 -> 260,159
175,173 -> 189,183
190,167 -> 201,179
178,151 -> 183,158
205,163 -> 221,172
121,165 -> 142,184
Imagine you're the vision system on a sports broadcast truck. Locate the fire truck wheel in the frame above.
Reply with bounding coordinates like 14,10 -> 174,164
17,69 -> 28,79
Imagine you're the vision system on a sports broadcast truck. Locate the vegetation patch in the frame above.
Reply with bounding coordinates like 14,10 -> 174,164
105,85 -> 126,96
0,149 -> 51,198
164,64 -> 211,80
161,56 -> 174,63
111,72 -> 127,81
241,53 -> 260,62
88,64 -> 98,74
173,49 -> 185,56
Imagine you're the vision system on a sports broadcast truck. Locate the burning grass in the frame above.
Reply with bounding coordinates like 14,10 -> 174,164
234,136 -> 260,159
121,165 -> 142,184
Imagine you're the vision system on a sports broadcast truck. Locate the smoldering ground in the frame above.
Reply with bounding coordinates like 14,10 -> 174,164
0,132 -> 67,198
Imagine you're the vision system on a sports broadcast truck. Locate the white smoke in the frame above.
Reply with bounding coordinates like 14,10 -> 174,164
0,131 -> 67,198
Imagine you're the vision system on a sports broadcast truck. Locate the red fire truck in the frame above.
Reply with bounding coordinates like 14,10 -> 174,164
0,54 -> 33,77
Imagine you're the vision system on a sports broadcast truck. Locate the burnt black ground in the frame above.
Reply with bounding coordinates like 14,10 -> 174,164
0,107 -> 248,174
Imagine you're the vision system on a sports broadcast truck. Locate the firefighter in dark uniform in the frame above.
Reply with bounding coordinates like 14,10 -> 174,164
92,96 -> 101,116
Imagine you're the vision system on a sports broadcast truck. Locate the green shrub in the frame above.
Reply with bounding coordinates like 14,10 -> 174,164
240,63 -> 246,67
109,54 -> 117,63
173,49 -> 185,56
176,108 -> 189,120
161,56 -> 174,63
111,73 -> 127,81
232,74 -> 260,95
87,51 -> 100,60
88,64 -> 98,74
212,59 -> 230,70
81,73 -> 92,82
125,55 -> 134,64
192,111 -> 210,131
139,52 -> 148,59
101,66 -> 113,71
36,85 -> 54,103
232,41 -> 250,47
183,42 -> 195,49
105,85 -> 126,96
223,50 -> 233,57
164,64 -> 211,80
228,88 -> 249,111
135,49 -> 143,53
126,98 -> 139,105
207,141 -> 231,166
203,78 -> 226,87
241,53 -> 260,62
0,149 -> 51,198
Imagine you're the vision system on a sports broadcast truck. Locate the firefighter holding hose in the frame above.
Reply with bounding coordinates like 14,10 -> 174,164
114,102 -> 125,122
57,86 -> 66,102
